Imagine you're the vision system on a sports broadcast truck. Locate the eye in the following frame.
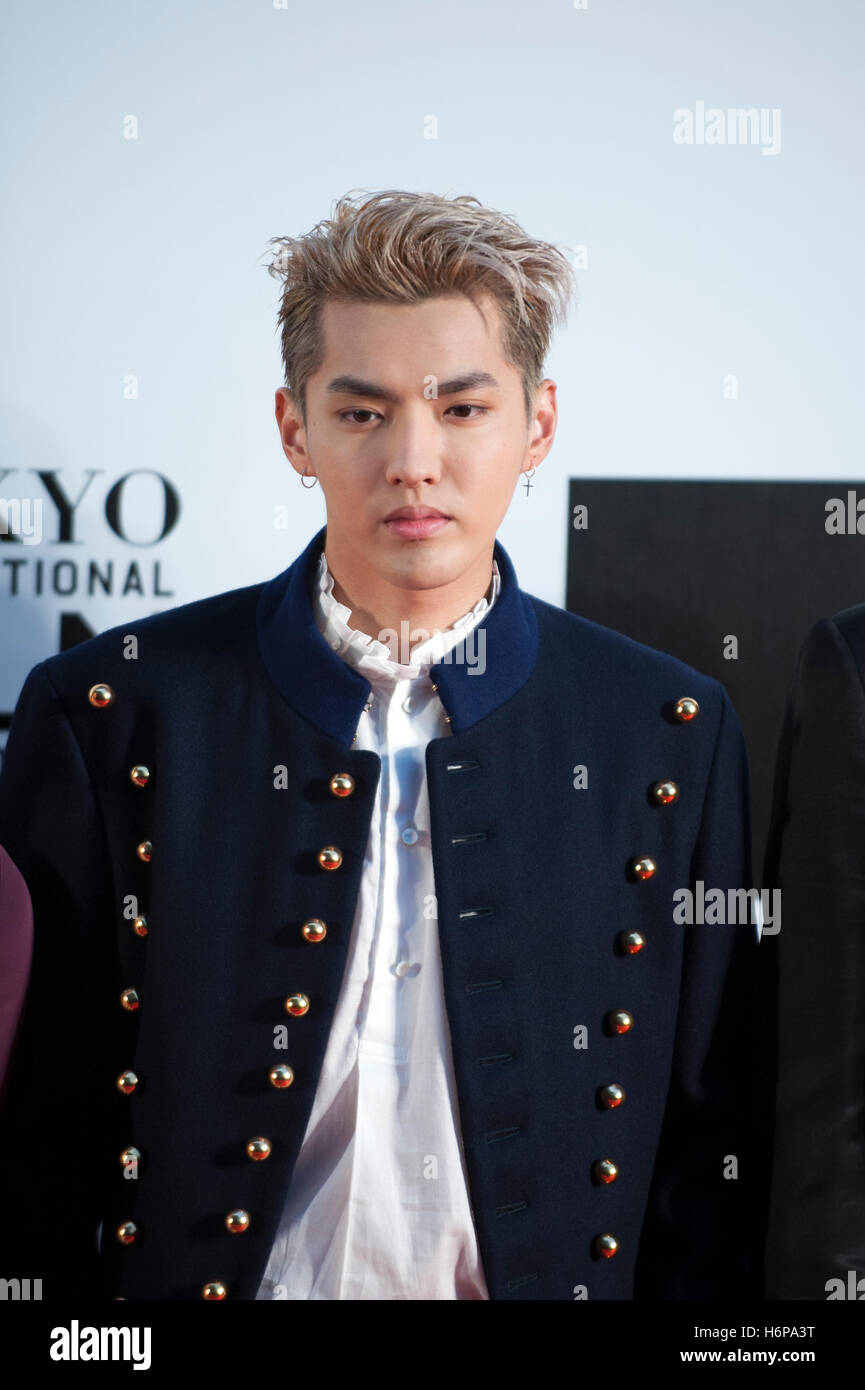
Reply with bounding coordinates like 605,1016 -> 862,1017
338,403 -> 490,424
339,408 -> 381,424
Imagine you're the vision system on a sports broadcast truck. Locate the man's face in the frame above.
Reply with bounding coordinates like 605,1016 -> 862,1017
275,292 -> 557,594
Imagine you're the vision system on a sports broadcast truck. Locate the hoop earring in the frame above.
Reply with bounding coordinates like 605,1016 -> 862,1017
299,469 -> 318,489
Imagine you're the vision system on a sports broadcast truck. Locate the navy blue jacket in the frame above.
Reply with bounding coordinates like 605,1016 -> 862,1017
0,524 -> 758,1301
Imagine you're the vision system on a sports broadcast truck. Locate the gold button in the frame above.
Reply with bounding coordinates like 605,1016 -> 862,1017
130,766 -> 151,787
116,1070 -> 138,1095
329,773 -> 355,798
605,1010 -> 633,1035
136,841 -> 153,864
674,696 -> 699,722
651,780 -> 678,805
246,1137 -> 271,1162
629,856 -> 656,881
120,988 -> 140,1012
285,993 -> 309,1017
301,918 -> 327,943
269,1064 -> 294,1089
592,1233 -> 619,1260
225,1209 -> 250,1234
592,1159 -> 619,1185
598,1083 -> 625,1110
132,916 -> 149,938
318,846 -> 342,870
618,929 -> 645,955
88,683 -> 114,708
116,1221 -> 138,1246
120,1146 -> 142,1171
202,1282 -> 227,1300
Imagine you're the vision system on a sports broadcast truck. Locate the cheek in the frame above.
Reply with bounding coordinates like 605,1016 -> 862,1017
468,429 -> 525,487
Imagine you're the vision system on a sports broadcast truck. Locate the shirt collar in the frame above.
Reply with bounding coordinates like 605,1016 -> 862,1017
256,524 -> 539,747
312,549 -> 501,685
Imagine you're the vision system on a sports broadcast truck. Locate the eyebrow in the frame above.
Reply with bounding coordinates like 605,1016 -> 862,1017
325,370 -> 500,403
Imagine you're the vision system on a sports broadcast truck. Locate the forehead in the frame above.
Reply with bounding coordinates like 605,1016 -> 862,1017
316,292 -> 508,368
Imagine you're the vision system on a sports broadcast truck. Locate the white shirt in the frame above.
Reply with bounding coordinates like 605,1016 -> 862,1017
255,551 -> 500,1300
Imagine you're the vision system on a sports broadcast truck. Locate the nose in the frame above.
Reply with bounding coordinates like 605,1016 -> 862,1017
382,409 -> 444,488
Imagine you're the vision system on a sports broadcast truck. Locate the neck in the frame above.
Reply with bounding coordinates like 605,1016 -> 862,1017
323,541 -> 495,659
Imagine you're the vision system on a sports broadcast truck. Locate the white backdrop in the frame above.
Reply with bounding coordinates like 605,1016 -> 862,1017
1,0 -> 862,721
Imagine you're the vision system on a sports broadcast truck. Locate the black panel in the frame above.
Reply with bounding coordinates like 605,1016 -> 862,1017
565,480 -> 865,866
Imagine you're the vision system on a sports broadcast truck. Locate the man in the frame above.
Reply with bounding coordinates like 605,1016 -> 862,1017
0,188 -> 758,1301
764,605 -> 865,1299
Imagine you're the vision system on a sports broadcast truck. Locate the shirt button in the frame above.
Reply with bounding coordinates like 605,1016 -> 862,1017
402,695 -> 415,712
393,961 -> 421,978
401,824 -> 418,845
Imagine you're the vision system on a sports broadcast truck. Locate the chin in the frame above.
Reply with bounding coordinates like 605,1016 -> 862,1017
385,542 -> 463,588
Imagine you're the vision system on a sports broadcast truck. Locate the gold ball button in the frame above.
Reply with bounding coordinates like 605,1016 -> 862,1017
630,856 -> 656,881
618,929 -> 645,955
130,765 -> 151,787
225,1209 -> 250,1234
88,683 -> 114,708
592,1233 -> 619,1260
285,993 -> 309,1017
592,1159 -> 619,1185
269,1064 -> 294,1089
318,846 -> 342,871
136,841 -> 153,864
202,1282 -> 227,1300
651,780 -> 678,805
598,1083 -> 625,1110
301,918 -> 327,943
120,988 -> 140,1012
120,1146 -> 142,1170
329,773 -> 355,798
132,916 -> 149,938
246,1137 -> 271,1162
116,1221 -> 138,1246
674,696 -> 699,722
116,1070 -> 139,1095
605,1010 -> 633,1035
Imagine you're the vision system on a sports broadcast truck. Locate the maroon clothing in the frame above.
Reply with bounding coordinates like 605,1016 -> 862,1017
0,843 -> 33,1105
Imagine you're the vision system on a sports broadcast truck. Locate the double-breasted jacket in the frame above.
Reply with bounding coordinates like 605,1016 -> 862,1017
0,524 -> 759,1300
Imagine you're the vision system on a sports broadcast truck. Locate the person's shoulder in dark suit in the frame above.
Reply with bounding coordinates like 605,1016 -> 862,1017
764,601 -> 865,1299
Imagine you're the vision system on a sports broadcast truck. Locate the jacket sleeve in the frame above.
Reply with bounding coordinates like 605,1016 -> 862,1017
763,618 -> 865,1298
634,684 -> 764,1299
0,661 -> 121,1299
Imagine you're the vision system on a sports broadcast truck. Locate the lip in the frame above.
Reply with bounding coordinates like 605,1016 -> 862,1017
383,505 -> 451,540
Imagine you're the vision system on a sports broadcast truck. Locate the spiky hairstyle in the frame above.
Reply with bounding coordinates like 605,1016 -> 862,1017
265,188 -> 577,423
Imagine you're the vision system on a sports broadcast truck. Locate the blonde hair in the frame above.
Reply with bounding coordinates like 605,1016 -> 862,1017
265,188 -> 577,424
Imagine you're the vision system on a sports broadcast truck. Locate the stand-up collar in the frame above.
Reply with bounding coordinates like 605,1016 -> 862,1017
256,524 -> 539,747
